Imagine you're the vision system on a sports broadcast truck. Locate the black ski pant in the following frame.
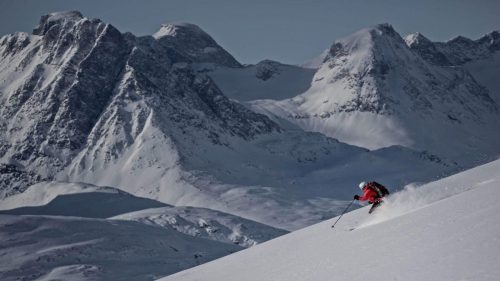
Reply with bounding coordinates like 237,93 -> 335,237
368,201 -> 382,214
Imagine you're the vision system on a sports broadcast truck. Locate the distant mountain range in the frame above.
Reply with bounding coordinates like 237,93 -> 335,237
249,24 -> 500,164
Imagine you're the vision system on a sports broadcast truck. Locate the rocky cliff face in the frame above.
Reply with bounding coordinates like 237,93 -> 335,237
1,12 -> 131,189
153,22 -> 242,67
405,30 -> 500,66
0,11 -> 277,197
404,30 -> 500,105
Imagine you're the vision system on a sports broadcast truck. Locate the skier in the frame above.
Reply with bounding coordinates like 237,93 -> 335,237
354,181 -> 390,214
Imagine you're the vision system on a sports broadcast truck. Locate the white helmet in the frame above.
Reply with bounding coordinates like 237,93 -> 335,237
358,181 -> 366,190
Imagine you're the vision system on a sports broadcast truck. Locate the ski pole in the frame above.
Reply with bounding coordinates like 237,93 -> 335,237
331,199 -> 355,229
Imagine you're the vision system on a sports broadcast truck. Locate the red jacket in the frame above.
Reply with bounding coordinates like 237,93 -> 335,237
359,186 -> 382,203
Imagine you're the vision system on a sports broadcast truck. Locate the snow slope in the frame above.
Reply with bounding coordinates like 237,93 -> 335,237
0,192 -> 164,218
112,206 -> 288,248
0,181 -> 286,246
0,182 -> 119,210
464,52 -> 500,105
0,181 -> 288,280
160,158 -> 500,281
0,215 -> 242,281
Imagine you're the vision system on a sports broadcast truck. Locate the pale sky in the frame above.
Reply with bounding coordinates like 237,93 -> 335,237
0,0 -> 498,64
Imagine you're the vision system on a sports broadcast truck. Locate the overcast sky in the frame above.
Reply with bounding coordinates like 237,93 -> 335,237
0,0 -> 498,64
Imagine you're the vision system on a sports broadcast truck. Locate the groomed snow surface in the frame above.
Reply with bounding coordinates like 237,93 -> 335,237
160,158 -> 500,281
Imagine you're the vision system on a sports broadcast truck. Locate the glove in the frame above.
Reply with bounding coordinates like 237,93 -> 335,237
354,195 -> 360,200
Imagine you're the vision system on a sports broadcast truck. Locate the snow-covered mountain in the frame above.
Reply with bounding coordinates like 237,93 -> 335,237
405,31 -> 500,66
0,12 -> 461,232
153,22 -> 241,68
159,158 -> 500,281
249,24 -> 500,165
0,10 -> 277,197
405,30 -> 500,104
1,10 -> 499,281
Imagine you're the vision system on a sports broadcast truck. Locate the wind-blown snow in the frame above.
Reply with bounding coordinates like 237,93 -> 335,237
301,49 -> 329,69
159,158 -> 500,281
153,23 -> 204,39
358,156 -> 500,228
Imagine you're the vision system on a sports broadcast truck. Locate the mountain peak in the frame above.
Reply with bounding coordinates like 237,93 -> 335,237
153,22 -> 206,39
371,23 -> 398,37
403,32 -> 453,65
153,22 -> 241,67
332,23 -> 401,47
477,30 -> 500,51
404,32 -> 432,47
47,10 -> 83,20
325,23 -> 404,71
447,35 -> 475,45
33,11 -> 84,35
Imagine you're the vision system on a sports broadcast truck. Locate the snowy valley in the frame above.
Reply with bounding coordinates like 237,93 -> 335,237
0,10 -> 499,280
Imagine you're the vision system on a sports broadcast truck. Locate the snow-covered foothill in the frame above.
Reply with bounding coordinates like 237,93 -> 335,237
0,181 -> 287,246
159,158 -> 500,281
112,206 -> 288,247
0,182 -> 168,218
0,214 -> 242,281
0,182 -> 117,211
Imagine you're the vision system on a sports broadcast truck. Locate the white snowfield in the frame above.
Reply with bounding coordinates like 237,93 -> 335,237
0,182 -> 117,211
159,158 -> 500,281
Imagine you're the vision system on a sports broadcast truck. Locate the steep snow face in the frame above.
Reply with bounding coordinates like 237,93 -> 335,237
153,22 -> 241,67
159,158 -> 500,281
250,24 -> 500,164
